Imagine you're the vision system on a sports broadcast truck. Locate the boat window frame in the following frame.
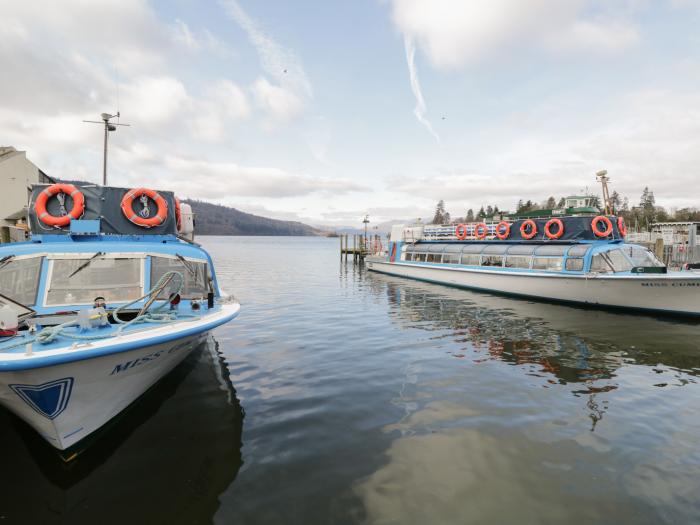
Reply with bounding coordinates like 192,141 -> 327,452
567,244 -> 592,257
532,257 -> 564,272
504,255 -> 532,269
535,245 -> 568,256
150,254 -> 210,299
506,244 -> 537,255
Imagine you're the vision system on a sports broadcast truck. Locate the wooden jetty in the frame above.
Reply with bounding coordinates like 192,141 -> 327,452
340,234 -> 383,263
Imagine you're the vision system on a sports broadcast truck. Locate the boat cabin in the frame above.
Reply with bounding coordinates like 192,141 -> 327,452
401,242 -> 665,275
0,240 -> 215,317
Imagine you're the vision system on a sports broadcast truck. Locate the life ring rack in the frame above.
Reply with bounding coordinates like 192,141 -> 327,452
591,215 -> 613,238
121,188 -> 169,228
520,219 -> 538,240
495,221 -> 511,240
474,222 -> 488,240
35,183 -> 85,227
544,218 -> 564,239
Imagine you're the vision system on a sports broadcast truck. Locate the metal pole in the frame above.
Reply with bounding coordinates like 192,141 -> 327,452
103,120 -> 109,185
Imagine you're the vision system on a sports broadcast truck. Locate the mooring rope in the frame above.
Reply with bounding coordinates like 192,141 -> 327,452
1,271 -> 199,351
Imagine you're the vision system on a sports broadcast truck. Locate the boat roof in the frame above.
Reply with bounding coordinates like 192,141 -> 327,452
0,235 -> 210,260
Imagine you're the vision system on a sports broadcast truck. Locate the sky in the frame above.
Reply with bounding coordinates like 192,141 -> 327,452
2,0 -> 700,227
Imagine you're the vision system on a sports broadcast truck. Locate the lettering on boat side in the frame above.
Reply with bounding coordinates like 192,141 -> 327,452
641,282 -> 700,287
110,343 -> 186,375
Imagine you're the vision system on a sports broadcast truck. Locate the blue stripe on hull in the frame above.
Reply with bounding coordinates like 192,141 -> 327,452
0,308 -> 239,372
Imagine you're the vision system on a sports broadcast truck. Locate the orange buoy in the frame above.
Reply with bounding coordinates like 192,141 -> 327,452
35,183 -> 85,227
544,218 -> 564,239
617,216 -> 627,237
591,215 -> 613,238
455,223 -> 468,240
520,219 -> 537,240
121,188 -> 168,228
495,221 -> 511,240
474,222 -> 488,240
174,197 -> 182,231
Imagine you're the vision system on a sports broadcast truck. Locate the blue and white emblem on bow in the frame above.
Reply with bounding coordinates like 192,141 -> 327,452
9,377 -> 74,420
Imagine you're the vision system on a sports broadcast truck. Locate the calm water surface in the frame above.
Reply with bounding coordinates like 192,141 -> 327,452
2,236 -> 700,524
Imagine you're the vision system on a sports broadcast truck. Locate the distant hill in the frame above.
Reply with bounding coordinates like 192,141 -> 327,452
184,199 -> 321,236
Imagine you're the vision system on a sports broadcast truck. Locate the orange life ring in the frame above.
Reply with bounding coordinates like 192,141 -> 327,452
591,215 -> 613,238
455,223 -> 468,240
544,218 -> 564,239
495,221 -> 510,240
617,216 -> 627,237
520,219 -> 537,240
35,183 -> 85,227
121,188 -> 168,228
475,222 -> 488,240
174,197 -> 182,231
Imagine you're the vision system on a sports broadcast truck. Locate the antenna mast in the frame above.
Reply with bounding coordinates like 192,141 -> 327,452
596,170 -> 612,215
83,112 -> 130,186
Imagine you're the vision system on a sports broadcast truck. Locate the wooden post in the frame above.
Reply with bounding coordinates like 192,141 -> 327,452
654,238 -> 664,262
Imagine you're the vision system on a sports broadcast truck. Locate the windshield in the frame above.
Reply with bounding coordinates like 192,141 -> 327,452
46,257 -> 143,306
151,256 -> 208,298
0,257 -> 42,306
619,245 -> 665,267
590,249 -> 634,273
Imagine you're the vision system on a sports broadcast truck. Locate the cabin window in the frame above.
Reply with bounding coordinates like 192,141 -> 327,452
481,255 -> 503,267
590,254 -> 613,273
567,245 -> 592,257
532,257 -> 563,271
460,254 -> 481,265
151,256 -> 209,298
565,258 -> 584,271
0,256 -> 42,306
426,253 -> 441,263
535,245 -> 568,256
414,253 -> 427,262
461,244 -> 487,254
404,252 -> 413,261
442,253 -> 460,264
619,245 -> 664,267
504,256 -> 531,269
507,245 -> 537,255
604,250 -> 633,272
46,257 -> 143,306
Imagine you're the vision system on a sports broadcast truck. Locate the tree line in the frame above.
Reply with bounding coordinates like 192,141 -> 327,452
430,187 -> 700,230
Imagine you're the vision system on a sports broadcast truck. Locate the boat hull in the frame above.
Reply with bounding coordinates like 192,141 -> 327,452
0,303 -> 240,450
0,334 -> 206,450
366,258 -> 700,316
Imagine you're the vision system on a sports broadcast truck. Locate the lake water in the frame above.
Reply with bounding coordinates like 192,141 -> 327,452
2,236 -> 700,524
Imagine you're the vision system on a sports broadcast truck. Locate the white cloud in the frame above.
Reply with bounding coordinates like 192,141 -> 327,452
220,0 -> 312,119
113,152 -> 367,199
251,77 -> 304,120
390,0 -> 641,70
121,76 -> 191,125
404,35 -> 440,142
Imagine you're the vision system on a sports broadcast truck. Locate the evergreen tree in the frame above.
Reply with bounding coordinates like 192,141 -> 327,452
557,197 -> 566,208
611,191 -> 621,212
477,206 -> 486,219
516,199 -> 524,213
486,205 -> 494,216
493,205 -> 500,214
466,208 -> 474,222
432,200 -> 447,224
546,196 -> 556,209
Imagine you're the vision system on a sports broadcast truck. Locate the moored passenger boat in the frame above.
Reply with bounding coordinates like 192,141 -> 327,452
366,216 -> 700,316
0,183 -> 240,451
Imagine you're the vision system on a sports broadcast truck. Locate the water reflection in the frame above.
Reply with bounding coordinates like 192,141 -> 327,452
355,273 -> 700,524
0,338 -> 244,524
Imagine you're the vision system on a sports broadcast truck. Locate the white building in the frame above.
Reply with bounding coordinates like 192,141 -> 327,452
0,147 -> 53,241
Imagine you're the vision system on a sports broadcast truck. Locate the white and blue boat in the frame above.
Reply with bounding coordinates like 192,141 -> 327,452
0,183 -> 240,451
367,216 -> 700,316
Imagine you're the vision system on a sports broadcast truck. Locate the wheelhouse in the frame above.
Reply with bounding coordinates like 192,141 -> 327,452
400,242 -> 665,275
0,241 -> 216,316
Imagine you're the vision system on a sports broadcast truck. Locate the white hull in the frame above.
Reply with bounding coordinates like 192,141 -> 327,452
0,304 -> 240,450
366,258 -> 700,316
